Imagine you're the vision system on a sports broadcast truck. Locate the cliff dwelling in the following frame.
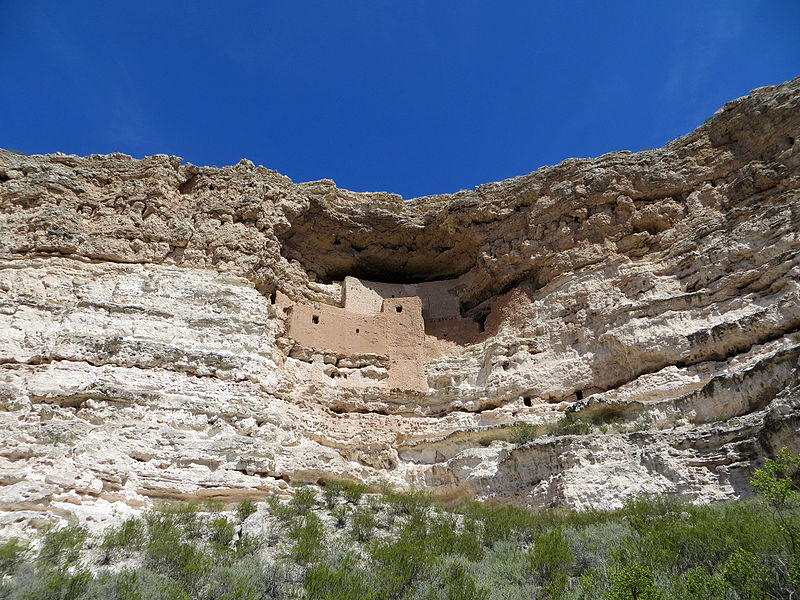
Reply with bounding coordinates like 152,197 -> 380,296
277,275 -> 486,391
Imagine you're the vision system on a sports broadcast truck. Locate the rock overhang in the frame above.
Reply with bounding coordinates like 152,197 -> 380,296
275,196 -> 482,285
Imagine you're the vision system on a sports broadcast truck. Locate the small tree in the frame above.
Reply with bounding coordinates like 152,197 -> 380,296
529,528 -> 572,600
751,445 -> 800,587
721,548 -> 771,600
603,563 -> 660,600
684,566 -> 728,600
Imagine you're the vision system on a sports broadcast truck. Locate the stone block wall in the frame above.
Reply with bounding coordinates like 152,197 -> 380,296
284,276 -> 483,391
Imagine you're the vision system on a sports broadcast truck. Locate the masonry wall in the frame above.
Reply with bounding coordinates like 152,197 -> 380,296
344,275 -> 467,320
424,317 -> 481,343
381,296 -> 426,390
287,302 -> 388,356
342,276 -> 384,314
382,296 -> 424,359
283,275 -> 482,392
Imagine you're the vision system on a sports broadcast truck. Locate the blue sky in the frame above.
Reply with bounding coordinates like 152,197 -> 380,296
1,1 -> 798,199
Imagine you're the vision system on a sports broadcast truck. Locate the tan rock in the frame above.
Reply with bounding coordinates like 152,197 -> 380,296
0,77 -> 799,535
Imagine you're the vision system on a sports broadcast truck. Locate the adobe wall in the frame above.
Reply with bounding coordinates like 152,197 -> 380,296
282,275 -> 487,392
381,296 -> 426,390
424,317 -> 481,343
286,301 -> 388,356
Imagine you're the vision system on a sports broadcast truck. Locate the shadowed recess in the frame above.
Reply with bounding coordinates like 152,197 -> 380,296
277,200 -> 481,284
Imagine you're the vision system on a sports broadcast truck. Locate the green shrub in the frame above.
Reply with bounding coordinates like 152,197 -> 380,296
577,568 -> 604,600
265,493 -> 294,521
547,416 -> 592,436
351,507 -> 377,542
135,572 -> 192,600
290,512 -> 326,564
112,569 -> 143,600
145,536 -> 209,588
343,482 -> 367,505
323,482 -> 344,508
11,564 -> 92,600
751,445 -> 800,558
461,501 -> 538,548
102,518 -> 145,553
370,532 -> 434,599
143,508 -> 211,592
385,490 -> 433,517
209,516 -> 236,549
509,422 -> 539,445
206,554 -> 287,600
37,525 -> 87,567
332,505 -> 349,529
234,532 -> 263,557
0,538 -> 27,575
41,567 -> 93,600
528,528 -> 572,600
529,528 -> 572,578
291,487 -> 317,515
617,497 -> 781,574
464,540 -> 533,598
235,499 -> 257,522
428,512 -> 484,561
540,573 -> 568,600
622,495 -> 683,537
683,566 -> 728,600
563,520 -> 631,574
721,548 -> 772,600
304,556 -> 374,600
148,502 -> 204,539
3,480 -> 798,600
793,556 -> 800,591
603,563 -> 660,600
444,564 -> 490,600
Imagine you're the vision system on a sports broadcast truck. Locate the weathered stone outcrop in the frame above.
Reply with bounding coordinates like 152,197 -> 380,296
0,77 -> 799,537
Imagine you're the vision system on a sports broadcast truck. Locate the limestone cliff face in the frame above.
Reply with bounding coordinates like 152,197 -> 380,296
1,77 -> 799,536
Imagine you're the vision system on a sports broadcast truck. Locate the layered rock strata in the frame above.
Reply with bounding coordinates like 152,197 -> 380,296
1,77 -> 799,536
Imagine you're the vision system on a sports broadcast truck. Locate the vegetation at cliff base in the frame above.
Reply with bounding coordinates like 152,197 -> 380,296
0,449 -> 797,600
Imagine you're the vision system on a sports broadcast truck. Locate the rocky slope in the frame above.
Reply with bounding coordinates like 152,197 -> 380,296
1,77 -> 799,537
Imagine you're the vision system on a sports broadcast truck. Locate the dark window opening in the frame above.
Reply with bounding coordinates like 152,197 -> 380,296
575,390 -> 583,401
269,291 -> 277,304
355,328 -> 359,333
475,314 -> 488,333
312,315 -> 319,324
523,396 -> 532,407
396,305 -> 403,313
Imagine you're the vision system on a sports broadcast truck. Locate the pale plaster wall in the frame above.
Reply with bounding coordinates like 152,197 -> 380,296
345,276 -> 467,320
342,276 -> 384,314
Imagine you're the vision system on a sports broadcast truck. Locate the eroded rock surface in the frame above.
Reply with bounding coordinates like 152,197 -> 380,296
1,77 -> 799,536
